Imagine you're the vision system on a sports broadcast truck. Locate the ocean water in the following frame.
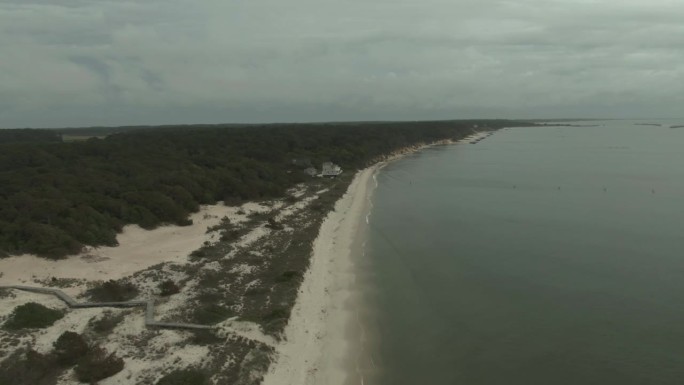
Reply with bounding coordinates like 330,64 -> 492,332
365,120 -> 684,385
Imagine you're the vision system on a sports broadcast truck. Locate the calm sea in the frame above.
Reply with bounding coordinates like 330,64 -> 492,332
365,120 -> 684,385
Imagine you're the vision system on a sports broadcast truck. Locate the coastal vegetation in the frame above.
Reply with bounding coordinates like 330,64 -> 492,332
0,129 -> 62,144
3,303 -> 63,330
53,331 -> 89,366
73,346 -> 125,383
0,120 -> 527,258
0,331 -> 124,384
0,121 -> 529,383
156,369 -> 208,385
88,311 -> 125,334
86,280 -> 139,302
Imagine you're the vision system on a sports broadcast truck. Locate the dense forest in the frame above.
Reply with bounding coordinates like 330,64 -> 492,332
0,120 -> 530,258
0,129 -> 62,144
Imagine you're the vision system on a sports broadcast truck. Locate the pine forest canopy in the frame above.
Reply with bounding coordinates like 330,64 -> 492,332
0,120 -> 530,258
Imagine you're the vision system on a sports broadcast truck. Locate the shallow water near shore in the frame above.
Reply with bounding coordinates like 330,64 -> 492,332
365,120 -> 684,385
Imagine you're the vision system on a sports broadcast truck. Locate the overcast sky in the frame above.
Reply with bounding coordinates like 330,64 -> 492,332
1,0 -> 683,128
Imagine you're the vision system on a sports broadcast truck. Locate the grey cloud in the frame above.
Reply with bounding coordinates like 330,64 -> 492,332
69,56 -> 110,81
1,0 -> 683,128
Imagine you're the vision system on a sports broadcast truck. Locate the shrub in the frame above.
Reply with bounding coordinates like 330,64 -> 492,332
275,270 -> 301,283
89,311 -> 125,334
3,302 -> 63,330
74,346 -> 124,383
158,280 -> 180,296
156,369 -> 207,385
265,217 -> 284,230
177,218 -> 193,226
87,280 -> 138,302
219,229 -> 241,241
261,308 -> 290,335
193,304 -> 232,325
191,330 -> 222,346
189,248 -> 206,260
53,331 -> 89,366
0,288 -> 13,299
0,349 -> 60,385
197,290 -> 223,304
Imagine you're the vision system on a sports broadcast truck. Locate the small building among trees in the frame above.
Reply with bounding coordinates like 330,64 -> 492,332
304,167 -> 318,177
321,162 -> 342,177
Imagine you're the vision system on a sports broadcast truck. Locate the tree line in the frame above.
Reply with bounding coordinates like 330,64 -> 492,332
0,120 -> 530,258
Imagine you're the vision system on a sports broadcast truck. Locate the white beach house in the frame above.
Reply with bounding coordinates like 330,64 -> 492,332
321,162 -> 342,177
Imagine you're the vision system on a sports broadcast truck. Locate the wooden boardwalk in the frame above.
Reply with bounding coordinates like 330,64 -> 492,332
0,285 -> 213,330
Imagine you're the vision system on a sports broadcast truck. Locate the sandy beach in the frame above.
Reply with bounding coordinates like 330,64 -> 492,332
261,164 -> 378,385
261,131 -> 488,385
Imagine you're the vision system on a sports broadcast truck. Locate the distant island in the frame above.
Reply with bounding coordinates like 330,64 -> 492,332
537,123 -> 600,127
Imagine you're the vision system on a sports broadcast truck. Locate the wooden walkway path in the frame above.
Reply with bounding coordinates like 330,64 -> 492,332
0,285 -> 213,330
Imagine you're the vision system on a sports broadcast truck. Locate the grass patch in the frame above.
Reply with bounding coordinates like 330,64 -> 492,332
157,369 -> 207,385
3,302 -> 63,330
89,311 -> 125,334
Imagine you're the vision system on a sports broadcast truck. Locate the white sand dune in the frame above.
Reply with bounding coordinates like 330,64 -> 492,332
0,203 -> 272,287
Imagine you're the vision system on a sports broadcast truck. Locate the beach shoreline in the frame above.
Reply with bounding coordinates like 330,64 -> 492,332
260,164 -> 379,385
261,131 -> 488,385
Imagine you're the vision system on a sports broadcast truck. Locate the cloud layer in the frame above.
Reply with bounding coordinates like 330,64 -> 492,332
2,0 -> 683,127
